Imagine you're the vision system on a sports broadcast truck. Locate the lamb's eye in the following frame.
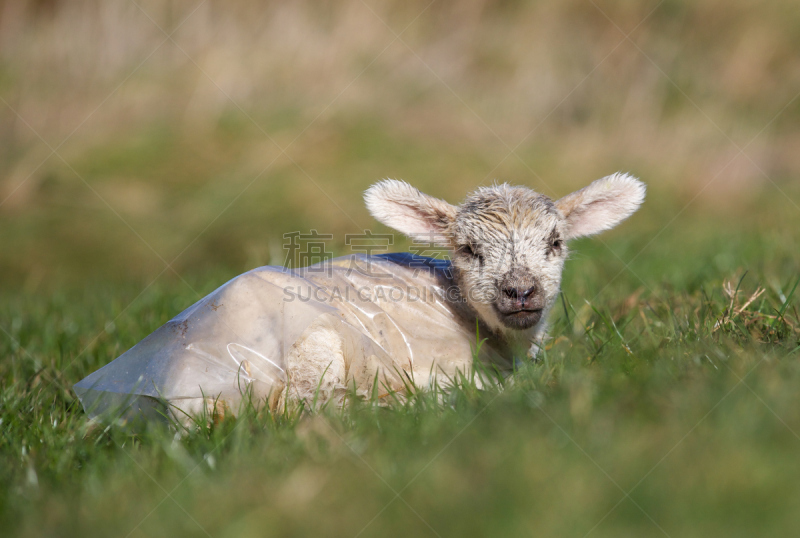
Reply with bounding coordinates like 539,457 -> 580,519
548,237 -> 564,254
459,244 -> 483,263
546,228 -> 563,254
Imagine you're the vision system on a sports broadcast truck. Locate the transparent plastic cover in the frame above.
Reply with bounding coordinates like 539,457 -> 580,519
74,254 -> 511,424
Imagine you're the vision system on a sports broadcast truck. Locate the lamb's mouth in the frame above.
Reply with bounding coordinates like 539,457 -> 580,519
495,307 -> 544,329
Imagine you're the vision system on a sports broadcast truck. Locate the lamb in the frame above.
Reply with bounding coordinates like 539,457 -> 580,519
74,173 -> 645,422
281,173 -> 645,406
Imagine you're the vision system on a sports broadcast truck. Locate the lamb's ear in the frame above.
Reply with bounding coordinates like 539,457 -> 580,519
555,173 -> 646,240
364,179 -> 456,240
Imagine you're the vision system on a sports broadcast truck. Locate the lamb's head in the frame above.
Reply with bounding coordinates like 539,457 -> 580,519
364,174 -> 645,335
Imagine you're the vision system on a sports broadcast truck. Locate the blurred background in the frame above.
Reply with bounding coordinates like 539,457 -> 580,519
0,0 -> 798,288
3,3 -> 800,537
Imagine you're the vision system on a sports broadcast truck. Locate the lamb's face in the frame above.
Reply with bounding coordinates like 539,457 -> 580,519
450,186 -> 567,331
365,173 -> 645,336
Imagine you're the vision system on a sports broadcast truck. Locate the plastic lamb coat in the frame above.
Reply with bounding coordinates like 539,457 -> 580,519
74,253 -> 511,424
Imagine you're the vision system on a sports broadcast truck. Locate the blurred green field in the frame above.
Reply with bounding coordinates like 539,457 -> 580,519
2,0 -> 800,536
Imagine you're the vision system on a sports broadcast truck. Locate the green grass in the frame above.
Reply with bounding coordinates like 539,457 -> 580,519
2,195 -> 799,537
